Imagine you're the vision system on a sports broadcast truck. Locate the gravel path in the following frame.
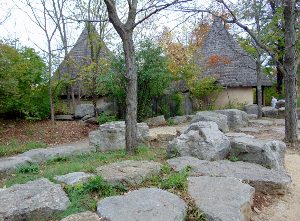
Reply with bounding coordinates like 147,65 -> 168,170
252,151 -> 300,221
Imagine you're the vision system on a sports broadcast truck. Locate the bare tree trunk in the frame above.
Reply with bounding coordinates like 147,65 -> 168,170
284,0 -> 298,144
256,55 -> 263,118
123,32 -> 138,154
48,43 -> 55,122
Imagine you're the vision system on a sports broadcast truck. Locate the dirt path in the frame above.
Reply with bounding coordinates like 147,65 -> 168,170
252,151 -> 300,221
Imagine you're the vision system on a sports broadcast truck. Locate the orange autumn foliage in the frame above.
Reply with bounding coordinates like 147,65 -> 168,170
206,54 -> 231,67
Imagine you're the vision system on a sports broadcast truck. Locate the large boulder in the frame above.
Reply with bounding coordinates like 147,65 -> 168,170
0,178 -> 70,220
262,107 -> 278,118
188,176 -> 254,221
276,99 -> 285,109
244,104 -> 258,115
97,188 -> 187,221
96,160 -> 161,185
75,104 -> 95,118
231,137 -> 286,171
54,172 -> 95,186
192,111 -> 229,132
61,211 -> 100,221
146,115 -> 166,126
215,109 -> 248,130
167,156 -> 291,195
89,121 -> 149,151
167,121 -> 230,160
249,119 -> 274,126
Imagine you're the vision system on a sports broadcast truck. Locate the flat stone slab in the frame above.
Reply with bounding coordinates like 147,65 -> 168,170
188,176 -> 254,221
96,160 -> 162,185
20,142 -> 95,163
54,172 -> 95,186
249,119 -> 274,126
0,156 -> 32,177
54,115 -> 74,121
61,211 -> 100,221
97,188 -> 187,221
237,127 -> 261,133
225,133 -> 254,139
167,157 -> 291,195
149,126 -> 177,141
0,178 -> 70,220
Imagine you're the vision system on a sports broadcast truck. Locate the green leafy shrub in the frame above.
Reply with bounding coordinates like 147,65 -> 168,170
98,40 -> 172,121
0,43 -> 50,119
189,77 -> 222,110
97,112 -> 117,124
17,163 -> 39,174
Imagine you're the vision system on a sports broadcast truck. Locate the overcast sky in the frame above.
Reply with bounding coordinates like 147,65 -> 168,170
0,0 -> 239,56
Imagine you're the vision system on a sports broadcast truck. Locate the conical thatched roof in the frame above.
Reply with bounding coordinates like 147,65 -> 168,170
196,18 -> 272,87
57,25 -> 112,96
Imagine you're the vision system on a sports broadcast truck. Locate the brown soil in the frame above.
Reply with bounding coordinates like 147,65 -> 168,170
0,119 -> 97,146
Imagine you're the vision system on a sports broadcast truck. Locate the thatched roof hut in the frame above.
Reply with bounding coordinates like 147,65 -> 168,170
195,18 -> 272,107
57,26 -> 111,97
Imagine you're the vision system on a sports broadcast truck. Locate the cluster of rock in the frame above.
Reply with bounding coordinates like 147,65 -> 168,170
165,108 -> 291,221
0,108 -> 293,221
243,103 -> 286,118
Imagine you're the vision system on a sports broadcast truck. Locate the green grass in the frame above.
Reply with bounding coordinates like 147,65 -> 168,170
0,140 -> 47,157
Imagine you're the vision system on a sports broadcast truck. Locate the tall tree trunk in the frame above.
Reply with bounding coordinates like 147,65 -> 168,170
48,43 -> 55,122
123,32 -> 138,154
256,55 -> 263,118
284,0 -> 298,144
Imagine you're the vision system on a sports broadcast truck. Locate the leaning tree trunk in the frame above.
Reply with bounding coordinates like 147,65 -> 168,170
123,32 -> 138,154
256,54 -> 263,118
284,0 -> 298,144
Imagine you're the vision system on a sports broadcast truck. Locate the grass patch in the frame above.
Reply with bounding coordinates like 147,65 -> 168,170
4,147 -> 166,187
0,140 -> 47,157
2,147 -> 207,221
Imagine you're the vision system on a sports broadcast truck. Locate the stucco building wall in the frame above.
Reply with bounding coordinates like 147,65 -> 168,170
215,87 -> 253,107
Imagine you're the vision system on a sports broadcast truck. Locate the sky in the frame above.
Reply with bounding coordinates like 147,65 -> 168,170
0,0 -> 239,57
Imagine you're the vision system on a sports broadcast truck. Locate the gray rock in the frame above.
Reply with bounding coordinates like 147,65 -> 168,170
237,127 -> 260,133
231,137 -> 286,170
249,119 -> 274,126
82,114 -> 93,121
89,121 -> 149,151
192,111 -> 229,132
167,121 -> 230,161
55,115 -> 74,121
262,107 -> 278,118
83,117 -> 98,125
96,160 -> 162,185
167,156 -> 291,195
61,211 -> 100,221
169,116 -> 188,125
275,99 -> 285,109
244,104 -> 258,115
188,176 -> 254,221
20,142 -> 95,164
146,115 -> 166,126
0,178 -> 70,220
215,109 -> 248,130
97,188 -> 187,221
247,114 -> 258,119
0,156 -> 32,177
225,132 -> 254,140
75,104 -> 95,118
54,172 -> 95,186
